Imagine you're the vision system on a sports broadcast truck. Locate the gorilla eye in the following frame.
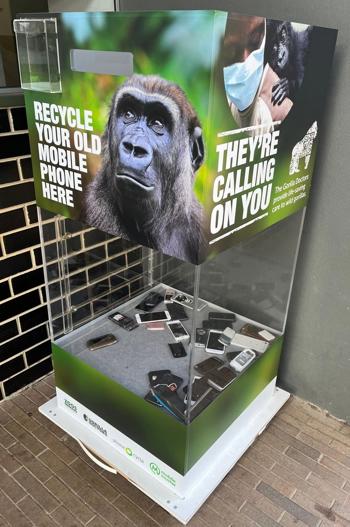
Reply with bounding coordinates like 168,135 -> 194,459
149,117 -> 165,135
123,109 -> 137,123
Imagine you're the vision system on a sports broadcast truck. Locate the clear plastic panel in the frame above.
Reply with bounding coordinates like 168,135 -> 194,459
38,208 -> 145,338
39,207 -> 304,426
186,208 -> 305,423
13,18 -> 61,92
38,209 -> 197,422
199,208 -> 306,333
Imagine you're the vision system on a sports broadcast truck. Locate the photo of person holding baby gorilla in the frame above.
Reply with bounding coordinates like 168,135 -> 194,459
222,14 -> 312,135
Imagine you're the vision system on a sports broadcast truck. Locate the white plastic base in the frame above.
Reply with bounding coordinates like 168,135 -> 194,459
39,380 -> 289,524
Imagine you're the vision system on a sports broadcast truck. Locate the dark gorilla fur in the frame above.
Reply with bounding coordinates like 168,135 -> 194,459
84,75 -> 205,263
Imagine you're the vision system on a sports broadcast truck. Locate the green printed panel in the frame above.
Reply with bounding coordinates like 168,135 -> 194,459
186,337 -> 283,470
53,338 -> 282,474
21,11 -> 336,265
52,343 -> 187,474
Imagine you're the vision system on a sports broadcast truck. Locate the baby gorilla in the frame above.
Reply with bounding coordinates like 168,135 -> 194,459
85,74 -> 205,263
266,21 -> 311,105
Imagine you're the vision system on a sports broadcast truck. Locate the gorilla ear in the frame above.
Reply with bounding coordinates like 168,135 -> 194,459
191,126 -> 204,172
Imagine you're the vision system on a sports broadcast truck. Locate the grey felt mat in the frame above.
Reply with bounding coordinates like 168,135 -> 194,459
57,284 -> 278,401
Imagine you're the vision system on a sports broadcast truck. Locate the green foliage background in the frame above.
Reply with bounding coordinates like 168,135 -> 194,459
58,11 -> 223,203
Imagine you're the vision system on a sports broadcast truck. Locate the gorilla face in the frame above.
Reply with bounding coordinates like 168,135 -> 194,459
105,80 -> 204,225
111,91 -> 174,210
86,75 -> 205,261
273,23 -> 290,72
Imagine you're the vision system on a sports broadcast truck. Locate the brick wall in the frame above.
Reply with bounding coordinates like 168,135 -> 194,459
0,105 -> 143,400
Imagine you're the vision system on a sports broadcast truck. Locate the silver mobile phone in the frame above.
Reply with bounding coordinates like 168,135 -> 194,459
87,334 -> 118,351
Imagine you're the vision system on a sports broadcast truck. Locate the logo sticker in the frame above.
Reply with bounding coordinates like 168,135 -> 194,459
150,462 -> 161,476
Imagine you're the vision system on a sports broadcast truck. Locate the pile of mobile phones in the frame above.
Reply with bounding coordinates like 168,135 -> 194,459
238,324 -> 275,353
194,357 -> 236,391
151,386 -> 186,420
144,369 -> 185,420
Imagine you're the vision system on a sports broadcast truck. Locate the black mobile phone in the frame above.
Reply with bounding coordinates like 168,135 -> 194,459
195,328 -> 208,347
144,391 -> 163,407
168,342 -> 187,358
167,302 -> 189,321
148,371 -> 183,391
194,357 -> 225,375
188,389 -> 218,421
148,370 -> 171,386
108,311 -> 138,331
203,319 -> 232,331
136,292 -> 163,311
206,366 -> 237,391
183,377 -> 210,402
152,386 -> 185,420
208,311 -> 236,322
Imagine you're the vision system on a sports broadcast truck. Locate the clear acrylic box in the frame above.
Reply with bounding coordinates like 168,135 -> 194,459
13,18 -> 61,93
39,207 -> 304,475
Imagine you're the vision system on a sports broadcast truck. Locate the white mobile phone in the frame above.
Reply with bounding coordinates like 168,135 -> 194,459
231,333 -> 268,354
206,330 -> 225,355
135,311 -> 171,324
218,327 -> 236,346
167,320 -> 189,341
230,349 -> 256,372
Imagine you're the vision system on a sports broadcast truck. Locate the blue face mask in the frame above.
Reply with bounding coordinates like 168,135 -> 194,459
224,34 -> 265,112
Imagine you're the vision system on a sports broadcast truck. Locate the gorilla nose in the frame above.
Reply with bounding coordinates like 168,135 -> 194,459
119,138 -> 152,172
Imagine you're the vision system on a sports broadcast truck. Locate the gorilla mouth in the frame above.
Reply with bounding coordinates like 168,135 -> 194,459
116,173 -> 154,192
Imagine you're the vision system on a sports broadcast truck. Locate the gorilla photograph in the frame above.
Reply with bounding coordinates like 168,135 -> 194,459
222,14 -> 312,134
31,10 -> 335,265
84,74 -> 205,264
